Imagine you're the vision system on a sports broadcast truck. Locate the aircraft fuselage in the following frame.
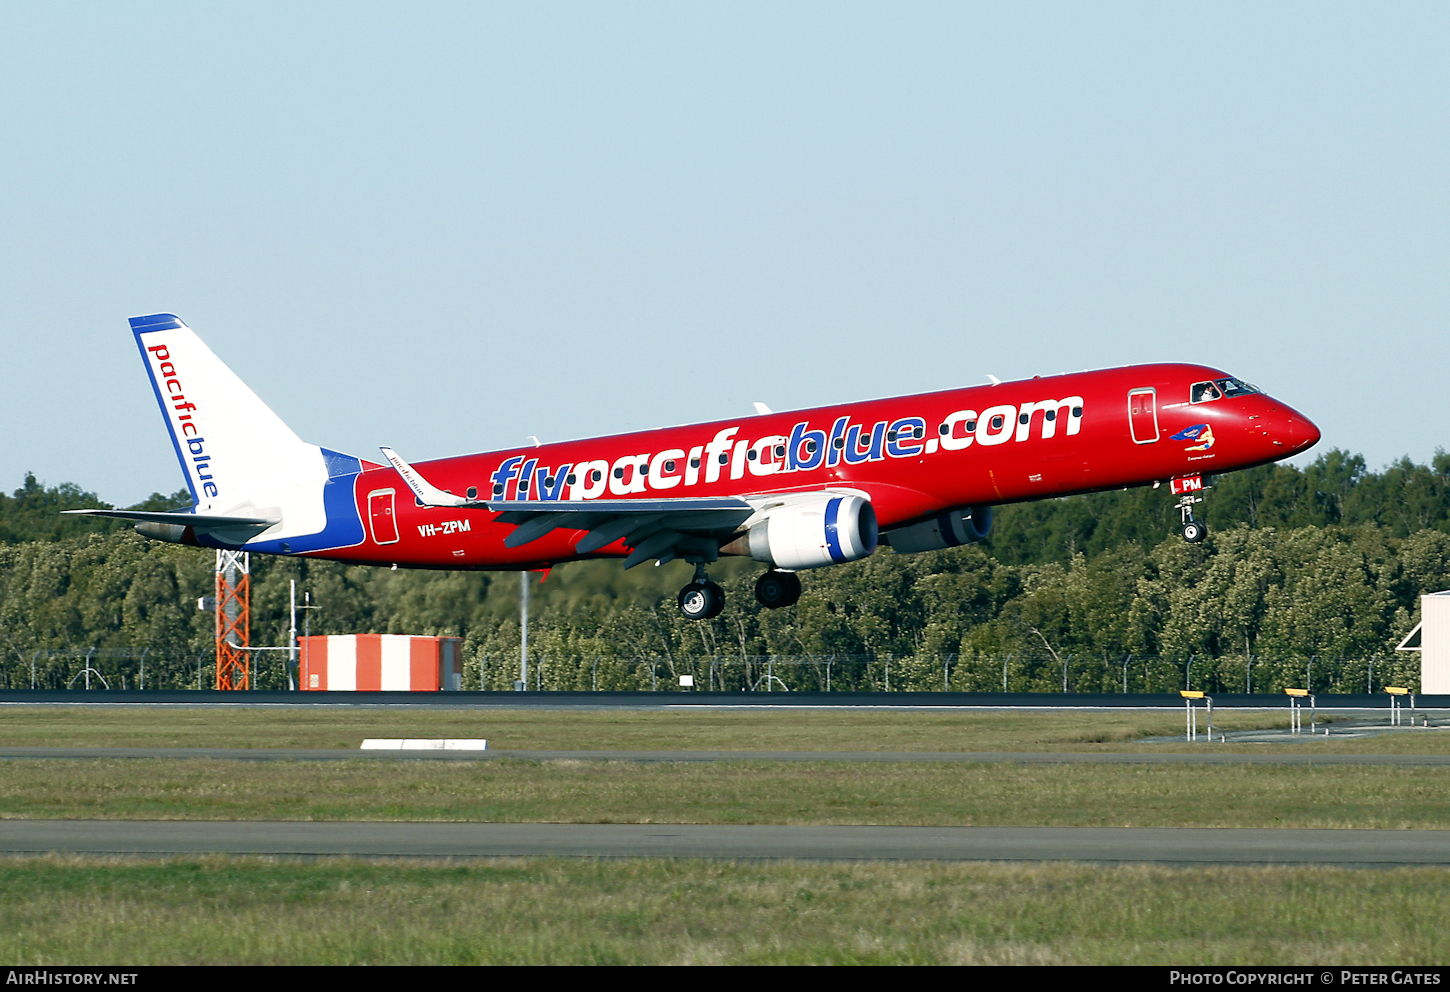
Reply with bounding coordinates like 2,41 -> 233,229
330,362 -> 1317,570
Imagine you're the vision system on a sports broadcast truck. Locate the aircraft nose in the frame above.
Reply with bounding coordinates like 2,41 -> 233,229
1281,407 -> 1321,453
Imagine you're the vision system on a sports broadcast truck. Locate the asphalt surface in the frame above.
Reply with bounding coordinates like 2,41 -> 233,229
1,821 -> 1445,864
3,746 -> 1450,764
2,689 -> 1444,709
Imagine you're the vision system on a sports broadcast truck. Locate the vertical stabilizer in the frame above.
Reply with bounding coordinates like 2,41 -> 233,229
128,314 -> 365,553
130,313 -> 325,508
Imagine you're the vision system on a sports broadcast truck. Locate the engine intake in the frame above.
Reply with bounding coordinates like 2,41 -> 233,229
726,494 -> 878,570
881,505 -> 991,554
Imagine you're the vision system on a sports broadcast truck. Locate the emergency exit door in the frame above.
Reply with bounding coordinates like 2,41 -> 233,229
1128,388 -> 1159,443
368,489 -> 399,545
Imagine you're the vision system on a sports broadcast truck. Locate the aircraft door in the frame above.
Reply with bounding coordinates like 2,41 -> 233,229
1128,389 -> 1159,444
368,489 -> 400,545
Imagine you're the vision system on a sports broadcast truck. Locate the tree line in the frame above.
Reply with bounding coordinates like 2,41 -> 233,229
0,449 -> 1446,693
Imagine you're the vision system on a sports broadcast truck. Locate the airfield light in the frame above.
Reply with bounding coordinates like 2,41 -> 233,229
1284,689 -> 1314,733
1180,691 -> 1212,741
1386,686 -> 1411,726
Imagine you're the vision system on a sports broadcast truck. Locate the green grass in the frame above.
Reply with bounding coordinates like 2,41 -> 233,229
2,707 -> 1448,965
4,758 -> 1450,828
0,704 -> 1435,751
0,855 -> 1446,965
3,707 -> 1449,829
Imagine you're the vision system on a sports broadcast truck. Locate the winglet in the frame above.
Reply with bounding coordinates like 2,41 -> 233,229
379,447 -> 469,508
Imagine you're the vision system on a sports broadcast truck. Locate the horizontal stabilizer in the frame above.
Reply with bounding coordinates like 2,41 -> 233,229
63,508 -> 280,527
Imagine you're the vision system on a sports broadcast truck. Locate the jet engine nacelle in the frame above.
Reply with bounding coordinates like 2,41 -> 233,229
881,505 -> 992,554
727,494 -> 879,570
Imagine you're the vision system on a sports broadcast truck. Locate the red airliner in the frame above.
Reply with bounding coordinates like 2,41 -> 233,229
71,314 -> 1320,619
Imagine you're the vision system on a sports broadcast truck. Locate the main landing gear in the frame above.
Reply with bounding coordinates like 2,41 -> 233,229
678,562 -> 725,620
1177,493 -> 1208,544
675,566 -> 804,619
754,570 -> 801,609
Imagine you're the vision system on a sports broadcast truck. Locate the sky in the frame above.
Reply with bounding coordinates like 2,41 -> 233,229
2,2 -> 1446,506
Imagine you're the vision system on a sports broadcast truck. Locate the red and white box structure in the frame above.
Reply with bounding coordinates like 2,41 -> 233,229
299,634 -> 463,692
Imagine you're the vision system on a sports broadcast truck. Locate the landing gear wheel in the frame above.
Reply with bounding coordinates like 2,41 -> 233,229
701,581 -> 725,618
755,570 -> 802,609
678,580 -> 725,620
1174,489 -> 1210,545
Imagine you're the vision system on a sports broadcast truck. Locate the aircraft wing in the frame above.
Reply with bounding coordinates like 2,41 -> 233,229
381,447 -> 753,568
487,497 -> 754,567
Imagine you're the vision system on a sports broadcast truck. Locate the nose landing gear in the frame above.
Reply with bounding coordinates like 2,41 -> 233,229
1177,493 -> 1207,543
677,562 -> 725,620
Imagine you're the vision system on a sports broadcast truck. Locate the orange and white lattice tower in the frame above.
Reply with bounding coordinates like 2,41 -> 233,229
215,550 -> 250,690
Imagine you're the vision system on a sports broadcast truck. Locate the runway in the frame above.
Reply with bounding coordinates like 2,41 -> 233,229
2,746 -> 1450,765
2,689 -> 1445,710
0,821 -> 1445,865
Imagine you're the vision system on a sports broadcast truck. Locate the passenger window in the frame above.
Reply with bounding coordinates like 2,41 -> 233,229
1190,381 -> 1222,404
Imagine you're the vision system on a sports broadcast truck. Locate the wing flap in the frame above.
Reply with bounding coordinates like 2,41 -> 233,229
485,498 -> 751,514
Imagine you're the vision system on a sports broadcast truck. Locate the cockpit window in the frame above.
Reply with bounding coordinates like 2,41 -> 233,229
1215,377 -> 1260,397
1190,381 -> 1222,403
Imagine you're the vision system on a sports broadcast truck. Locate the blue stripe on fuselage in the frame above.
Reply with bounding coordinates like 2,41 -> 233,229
234,448 -> 366,555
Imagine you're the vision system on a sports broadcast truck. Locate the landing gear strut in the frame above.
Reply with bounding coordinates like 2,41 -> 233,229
754,570 -> 801,609
678,562 -> 725,620
1177,493 -> 1207,543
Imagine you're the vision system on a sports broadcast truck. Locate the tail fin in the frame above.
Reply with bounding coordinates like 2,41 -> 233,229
129,314 -> 364,552
131,313 -> 323,507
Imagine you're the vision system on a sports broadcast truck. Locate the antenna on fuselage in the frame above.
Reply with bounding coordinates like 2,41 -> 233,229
986,375 -> 1002,386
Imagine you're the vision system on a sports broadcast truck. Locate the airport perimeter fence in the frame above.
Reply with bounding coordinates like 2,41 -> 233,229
0,647 -> 1423,695
472,650 -> 1425,696
0,647 -> 294,692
